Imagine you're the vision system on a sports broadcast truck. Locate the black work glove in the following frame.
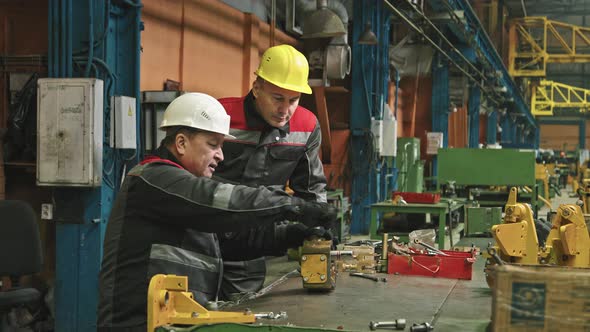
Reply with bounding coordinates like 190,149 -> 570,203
286,199 -> 339,229
285,223 -> 333,249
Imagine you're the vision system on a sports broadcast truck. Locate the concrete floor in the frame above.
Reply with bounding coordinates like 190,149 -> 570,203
240,188 -> 580,332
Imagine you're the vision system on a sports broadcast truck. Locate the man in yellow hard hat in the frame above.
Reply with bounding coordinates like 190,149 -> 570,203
97,93 -> 336,330
216,44 -> 329,299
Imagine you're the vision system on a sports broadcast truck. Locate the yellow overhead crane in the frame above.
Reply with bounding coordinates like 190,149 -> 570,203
531,79 -> 590,116
509,16 -> 590,77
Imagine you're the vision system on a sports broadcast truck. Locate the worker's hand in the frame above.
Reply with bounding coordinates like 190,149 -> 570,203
285,224 -> 333,249
287,200 -> 339,229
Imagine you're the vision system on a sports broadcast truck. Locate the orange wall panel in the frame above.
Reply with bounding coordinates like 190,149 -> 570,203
140,0 -> 183,90
0,0 -> 48,55
539,124 -> 579,150
140,0 -> 298,98
448,107 -> 467,148
398,76 -> 432,150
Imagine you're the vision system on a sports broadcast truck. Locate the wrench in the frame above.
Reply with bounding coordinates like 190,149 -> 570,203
413,239 -> 449,256
350,272 -> 387,282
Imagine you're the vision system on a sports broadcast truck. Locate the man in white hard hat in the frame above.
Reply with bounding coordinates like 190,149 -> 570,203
97,93 -> 336,331
216,44 -> 330,299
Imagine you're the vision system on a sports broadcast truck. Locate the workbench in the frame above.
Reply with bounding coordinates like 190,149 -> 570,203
368,199 -> 466,249
154,237 -> 493,332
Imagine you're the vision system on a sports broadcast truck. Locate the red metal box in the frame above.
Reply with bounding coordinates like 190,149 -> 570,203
387,249 -> 476,280
392,192 -> 441,204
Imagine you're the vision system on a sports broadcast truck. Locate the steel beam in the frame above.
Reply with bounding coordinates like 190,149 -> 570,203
487,111 -> 498,144
350,1 -> 389,234
429,0 -> 535,128
49,1 -> 143,330
431,53 -> 450,177
468,85 -> 481,148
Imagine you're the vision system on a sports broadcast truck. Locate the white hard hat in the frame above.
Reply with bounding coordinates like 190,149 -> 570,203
159,92 -> 236,139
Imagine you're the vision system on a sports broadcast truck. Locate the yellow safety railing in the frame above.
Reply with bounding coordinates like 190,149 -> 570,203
509,17 -> 590,77
531,79 -> 590,116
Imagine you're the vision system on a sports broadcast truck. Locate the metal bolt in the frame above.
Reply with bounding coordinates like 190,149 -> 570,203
191,312 -> 199,318
301,255 -> 307,261
255,312 -> 275,319
369,319 -> 406,330
410,322 -> 433,332
320,274 -> 326,280
303,277 -> 309,282
320,255 -> 326,261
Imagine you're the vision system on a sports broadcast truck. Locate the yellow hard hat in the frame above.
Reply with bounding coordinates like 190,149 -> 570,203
255,45 -> 312,94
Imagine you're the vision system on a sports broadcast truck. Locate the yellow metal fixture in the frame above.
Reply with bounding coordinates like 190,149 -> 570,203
535,164 -> 550,200
542,205 -> 590,267
300,239 -> 337,290
509,16 -> 590,77
147,274 -> 255,331
490,187 -> 539,265
531,79 -> 590,116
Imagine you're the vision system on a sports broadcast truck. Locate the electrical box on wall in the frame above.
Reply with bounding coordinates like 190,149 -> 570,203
371,118 -> 383,155
371,105 -> 398,157
37,78 -> 103,187
110,96 -> 137,149
382,105 -> 397,157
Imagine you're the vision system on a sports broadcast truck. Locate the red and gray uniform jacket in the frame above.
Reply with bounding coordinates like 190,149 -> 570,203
97,146 -> 299,331
213,92 -> 328,298
217,92 -> 327,203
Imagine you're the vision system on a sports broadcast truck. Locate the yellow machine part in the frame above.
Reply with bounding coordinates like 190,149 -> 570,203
490,187 -> 540,265
301,253 -> 328,284
300,239 -> 336,290
147,274 -> 255,331
544,205 -> 590,267
535,163 -> 550,201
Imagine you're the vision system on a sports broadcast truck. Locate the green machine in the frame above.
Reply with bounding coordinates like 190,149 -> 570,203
396,137 -> 424,193
466,207 -> 502,236
437,148 -> 541,213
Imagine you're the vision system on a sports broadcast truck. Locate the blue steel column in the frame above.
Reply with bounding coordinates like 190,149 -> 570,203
500,115 -> 514,146
350,1 -> 389,234
431,53 -> 449,176
468,85 -> 481,148
49,1 -> 143,330
487,111 -> 497,144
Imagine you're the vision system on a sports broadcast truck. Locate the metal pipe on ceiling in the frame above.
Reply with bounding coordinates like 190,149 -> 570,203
383,0 -> 487,92
399,0 -> 487,82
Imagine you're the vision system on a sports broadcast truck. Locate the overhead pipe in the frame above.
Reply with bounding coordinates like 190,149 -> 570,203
48,0 -> 53,77
60,0 -> 66,76
383,0 -> 486,92
66,0 -> 72,77
134,2 -> 143,162
85,0 -> 94,77
297,0 -> 348,27
399,0 -> 486,82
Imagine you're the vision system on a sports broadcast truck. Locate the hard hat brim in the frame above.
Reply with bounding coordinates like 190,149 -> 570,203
255,72 -> 312,94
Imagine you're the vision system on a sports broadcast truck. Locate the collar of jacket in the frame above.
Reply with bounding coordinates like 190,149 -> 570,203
244,91 -> 290,134
140,145 -> 185,169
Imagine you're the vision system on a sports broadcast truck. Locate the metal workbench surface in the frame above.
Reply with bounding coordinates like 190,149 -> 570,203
156,238 -> 493,332
224,239 -> 493,332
